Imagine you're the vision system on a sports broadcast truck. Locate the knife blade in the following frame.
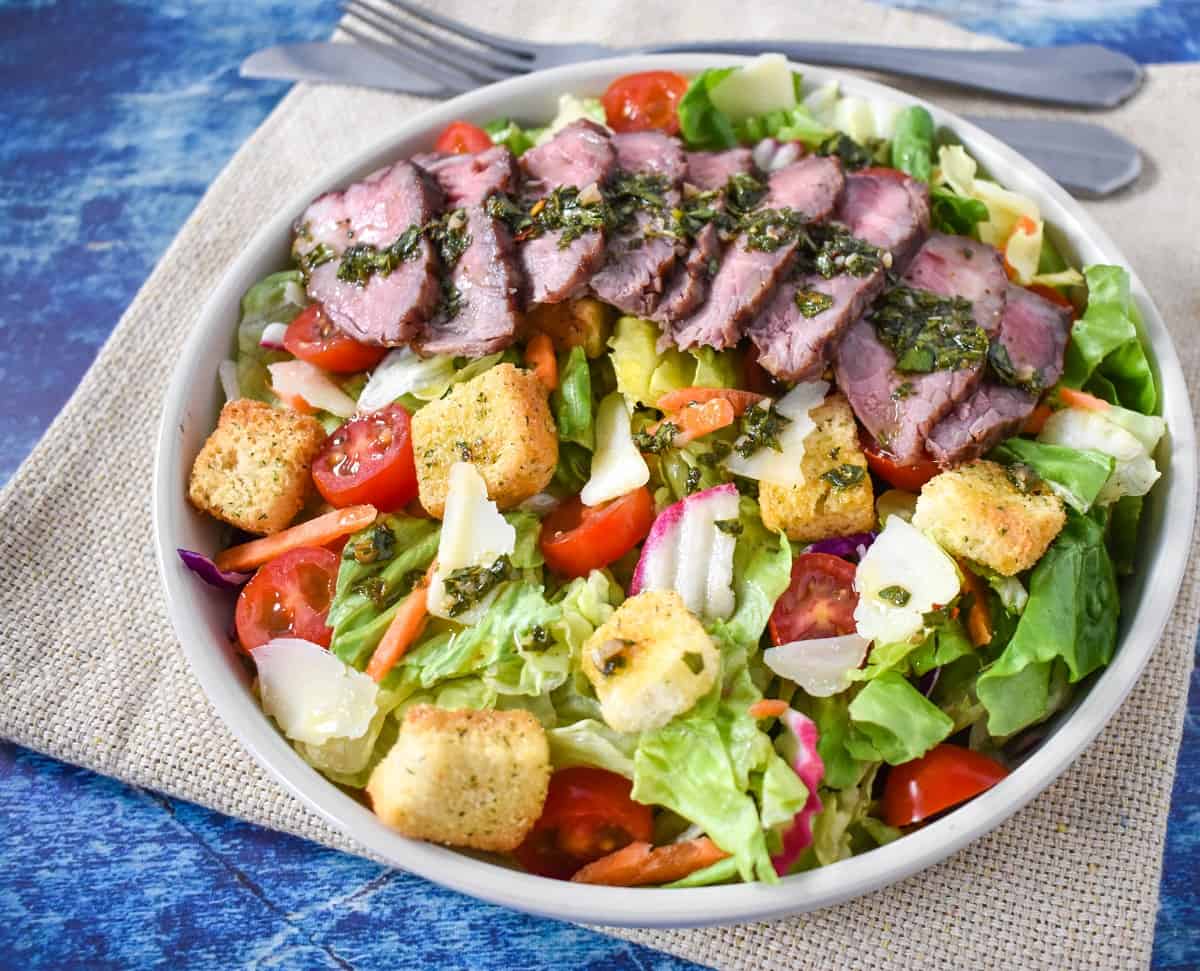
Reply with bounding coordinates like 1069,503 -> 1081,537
240,41 -> 446,96
240,42 -> 1142,197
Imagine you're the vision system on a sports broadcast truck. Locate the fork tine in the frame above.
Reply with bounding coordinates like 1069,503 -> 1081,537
357,0 -> 533,73
370,0 -> 536,59
343,4 -> 510,86
340,21 -> 476,93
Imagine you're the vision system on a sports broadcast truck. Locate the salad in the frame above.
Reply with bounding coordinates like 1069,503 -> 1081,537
182,55 -> 1164,888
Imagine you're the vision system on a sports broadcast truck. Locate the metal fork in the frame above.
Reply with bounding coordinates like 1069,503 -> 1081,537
339,0 -> 1143,108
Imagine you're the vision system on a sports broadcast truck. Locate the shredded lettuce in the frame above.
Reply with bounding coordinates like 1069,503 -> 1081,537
235,270 -> 306,403
551,346 -> 594,450
991,437 -> 1115,514
1063,266 -> 1157,414
807,764 -> 898,867
844,671 -> 954,764
977,511 -> 1119,736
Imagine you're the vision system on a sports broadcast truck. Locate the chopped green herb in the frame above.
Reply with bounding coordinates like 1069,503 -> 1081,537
685,466 -> 702,494
298,242 -> 336,275
740,207 -> 809,253
871,286 -> 988,373
336,226 -> 424,286
878,584 -> 912,607
795,223 -> 885,279
794,288 -> 834,317
521,624 -> 552,653
817,132 -> 873,171
696,440 -> 733,466
821,464 -> 866,489
455,440 -> 473,461
633,422 -> 679,454
442,555 -> 514,618
682,651 -> 706,675
347,524 -> 397,565
1005,462 -> 1042,495
714,518 -> 744,536
735,403 -> 792,459
891,382 -> 914,400
988,340 -> 1044,393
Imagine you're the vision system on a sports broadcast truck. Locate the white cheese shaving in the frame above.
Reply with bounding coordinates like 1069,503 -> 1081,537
253,638 -> 379,746
854,516 -> 960,645
427,462 -> 516,624
581,393 -> 650,507
724,380 -> 828,485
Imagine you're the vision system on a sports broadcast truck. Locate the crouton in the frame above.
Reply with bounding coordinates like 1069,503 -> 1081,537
912,459 -> 1066,576
759,394 -> 876,542
523,297 -> 615,358
366,705 -> 550,852
581,590 -> 718,734
411,363 -> 557,518
188,398 -> 325,535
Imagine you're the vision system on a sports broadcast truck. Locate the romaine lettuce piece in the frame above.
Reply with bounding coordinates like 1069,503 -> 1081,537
890,106 -> 935,182
845,671 -> 954,764
551,345 -> 594,450
991,437 -> 1115,513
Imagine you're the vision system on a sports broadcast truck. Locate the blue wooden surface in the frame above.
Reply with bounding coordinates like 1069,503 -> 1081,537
1,1 -> 1197,968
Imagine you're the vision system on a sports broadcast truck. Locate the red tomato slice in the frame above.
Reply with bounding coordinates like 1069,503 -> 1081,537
881,743 -> 1010,827
539,487 -> 655,579
769,552 -> 859,645
601,71 -> 689,135
284,304 -> 388,374
514,768 -> 654,879
862,437 -> 941,492
312,404 -> 418,513
433,120 -> 493,154
235,546 -> 339,651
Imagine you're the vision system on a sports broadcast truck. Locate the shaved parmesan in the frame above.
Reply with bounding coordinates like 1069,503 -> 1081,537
254,638 -> 378,746
427,462 -> 516,623
854,516 -> 959,645
724,380 -> 828,485
581,393 -> 650,507
764,633 -> 870,697
267,360 -> 356,417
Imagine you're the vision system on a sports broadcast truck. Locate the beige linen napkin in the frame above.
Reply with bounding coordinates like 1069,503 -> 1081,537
1,2 -> 1197,968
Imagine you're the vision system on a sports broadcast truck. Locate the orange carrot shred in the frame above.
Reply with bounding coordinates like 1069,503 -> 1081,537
958,563 -> 993,648
1023,403 -> 1053,435
670,398 -> 736,445
571,837 -> 730,887
748,699 -> 789,719
525,332 -> 558,390
655,387 -> 765,417
1057,386 -> 1110,412
214,505 -> 377,573
366,566 -> 434,682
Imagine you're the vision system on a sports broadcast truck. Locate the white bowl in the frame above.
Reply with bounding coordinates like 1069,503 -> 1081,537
153,54 -> 1197,928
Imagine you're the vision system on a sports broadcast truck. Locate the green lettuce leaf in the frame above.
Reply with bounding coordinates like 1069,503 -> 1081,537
551,346 -> 594,450
677,67 -> 740,150
709,497 -> 793,648
991,438 -> 1115,514
1062,265 -> 1157,414
890,106 -> 934,182
235,270 -> 306,403
484,117 -> 535,156
808,764 -> 898,867
930,189 -> 989,237
547,719 -> 638,778
1108,494 -> 1143,575
845,671 -> 954,764
976,510 -> 1119,736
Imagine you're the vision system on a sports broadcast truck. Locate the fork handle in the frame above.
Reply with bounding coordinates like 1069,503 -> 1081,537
643,42 -> 1143,108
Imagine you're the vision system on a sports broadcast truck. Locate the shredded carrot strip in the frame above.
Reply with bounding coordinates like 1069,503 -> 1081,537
653,398 -> 737,446
524,332 -> 558,390
748,699 -> 789,719
1022,403 -> 1053,435
571,838 -> 730,887
1057,386 -> 1110,412
958,564 -> 993,648
655,387 -> 766,417
275,390 -> 315,414
366,566 -> 434,682
214,505 -> 377,573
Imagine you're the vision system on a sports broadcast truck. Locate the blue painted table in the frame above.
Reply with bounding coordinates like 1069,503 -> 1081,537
1,2 -> 1196,967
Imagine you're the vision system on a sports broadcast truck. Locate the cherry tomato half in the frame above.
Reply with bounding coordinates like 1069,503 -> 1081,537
769,552 -> 859,645
433,120 -> 493,154
514,768 -> 654,879
235,546 -> 339,651
601,71 -> 689,135
539,487 -> 655,579
881,743 -> 1010,827
862,437 -> 941,493
312,404 -> 418,513
284,304 -> 388,374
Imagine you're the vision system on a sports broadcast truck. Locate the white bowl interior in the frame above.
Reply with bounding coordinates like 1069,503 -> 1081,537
153,55 -> 1197,927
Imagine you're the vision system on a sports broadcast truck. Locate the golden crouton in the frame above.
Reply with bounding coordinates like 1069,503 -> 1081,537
581,590 -> 718,734
912,459 -> 1066,576
187,398 -> 325,535
366,705 -> 550,853
523,297 -> 614,358
411,363 -> 557,518
759,394 -> 876,542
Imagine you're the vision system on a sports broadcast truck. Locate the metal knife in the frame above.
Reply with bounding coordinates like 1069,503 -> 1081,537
241,43 -> 1141,196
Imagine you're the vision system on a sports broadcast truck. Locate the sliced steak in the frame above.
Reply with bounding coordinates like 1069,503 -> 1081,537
836,171 -> 930,270
416,145 -> 518,206
834,234 -> 1008,463
926,284 -> 1071,465
671,155 -> 845,351
903,232 -> 1007,335
294,160 -> 443,346
653,148 -> 755,324
417,206 -> 522,357
748,268 -> 886,381
589,132 -> 687,316
518,120 -> 616,305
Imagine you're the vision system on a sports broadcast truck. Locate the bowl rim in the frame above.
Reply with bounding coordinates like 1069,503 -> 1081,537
153,53 -> 1197,928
